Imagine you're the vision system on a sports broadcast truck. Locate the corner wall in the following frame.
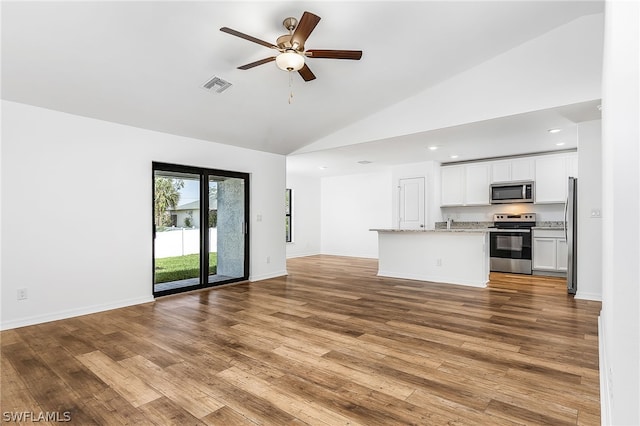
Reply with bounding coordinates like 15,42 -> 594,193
286,173 -> 321,258
320,172 -> 393,258
1,101 -> 286,330
576,120 -> 602,301
600,0 -> 640,423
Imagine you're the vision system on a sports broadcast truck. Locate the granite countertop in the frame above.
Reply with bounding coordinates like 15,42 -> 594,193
434,221 -> 493,230
373,220 -> 566,232
532,226 -> 565,230
370,228 -> 489,233
532,221 -> 565,230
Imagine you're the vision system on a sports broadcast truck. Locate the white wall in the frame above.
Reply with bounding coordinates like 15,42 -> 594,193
286,173 -> 321,258
320,172 -> 392,258
576,120 -> 602,301
1,101 -> 286,330
600,1 -> 640,424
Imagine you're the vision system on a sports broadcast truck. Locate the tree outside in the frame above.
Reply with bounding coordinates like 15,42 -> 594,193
154,177 -> 184,228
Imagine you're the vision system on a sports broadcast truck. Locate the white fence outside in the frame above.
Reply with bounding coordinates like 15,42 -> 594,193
154,228 -> 217,258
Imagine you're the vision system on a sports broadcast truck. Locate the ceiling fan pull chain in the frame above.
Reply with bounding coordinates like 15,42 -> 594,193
288,71 -> 294,104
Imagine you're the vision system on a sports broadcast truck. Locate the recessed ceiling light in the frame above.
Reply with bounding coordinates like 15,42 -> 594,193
548,128 -> 562,134
318,166 -> 328,170
428,146 -> 438,151
556,142 -> 566,146
450,154 -> 459,159
357,160 -> 373,165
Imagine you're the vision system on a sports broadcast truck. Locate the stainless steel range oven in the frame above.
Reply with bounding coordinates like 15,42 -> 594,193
489,213 -> 536,275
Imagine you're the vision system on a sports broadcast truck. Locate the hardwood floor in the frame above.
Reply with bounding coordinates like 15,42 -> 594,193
1,255 -> 602,425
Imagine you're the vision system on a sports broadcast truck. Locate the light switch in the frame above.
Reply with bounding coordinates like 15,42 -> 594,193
590,209 -> 601,218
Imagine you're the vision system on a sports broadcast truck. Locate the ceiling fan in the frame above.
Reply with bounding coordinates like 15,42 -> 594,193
220,11 -> 362,82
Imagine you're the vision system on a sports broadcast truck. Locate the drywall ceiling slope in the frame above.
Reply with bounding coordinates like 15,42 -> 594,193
1,1 -> 603,155
286,100 -> 602,178
294,12 -> 604,155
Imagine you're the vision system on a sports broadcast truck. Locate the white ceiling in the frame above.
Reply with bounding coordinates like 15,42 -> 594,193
2,1 -> 603,172
287,99 -> 602,177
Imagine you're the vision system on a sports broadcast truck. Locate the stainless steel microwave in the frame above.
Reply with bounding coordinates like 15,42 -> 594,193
490,182 -> 534,204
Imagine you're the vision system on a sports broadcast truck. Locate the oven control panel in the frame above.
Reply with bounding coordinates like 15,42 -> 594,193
493,213 -> 536,222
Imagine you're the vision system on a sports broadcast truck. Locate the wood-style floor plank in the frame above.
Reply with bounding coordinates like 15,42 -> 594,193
1,255 -> 601,424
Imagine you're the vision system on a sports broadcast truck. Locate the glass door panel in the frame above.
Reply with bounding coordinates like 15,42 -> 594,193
208,175 -> 245,284
153,171 -> 201,293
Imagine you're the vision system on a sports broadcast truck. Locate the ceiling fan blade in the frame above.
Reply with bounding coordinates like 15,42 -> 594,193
298,64 -> 316,81
237,57 -> 276,70
305,50 -> 363,60
290,12 -> 321,50
220,27 -> 278,49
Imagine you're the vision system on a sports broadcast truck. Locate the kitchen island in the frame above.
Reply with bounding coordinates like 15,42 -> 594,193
370,229 -> 490,287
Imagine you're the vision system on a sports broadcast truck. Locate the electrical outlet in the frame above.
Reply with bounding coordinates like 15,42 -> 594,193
436,258 -> 442,267
266,256 -> 271,264
17,288 -> 28,300
591,209 -> 601,218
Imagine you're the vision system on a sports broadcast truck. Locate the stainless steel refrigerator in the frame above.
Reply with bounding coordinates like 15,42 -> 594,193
565,177 -> 578,294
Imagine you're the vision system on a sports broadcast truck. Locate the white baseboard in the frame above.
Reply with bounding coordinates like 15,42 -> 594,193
0,295 -> 155,331
249,270 -> 287,282
575,291 -> 602,301
286,251 -> 321,259
377,270 -> 488,288
599,315 -> 612,425
321,251 -> 378,259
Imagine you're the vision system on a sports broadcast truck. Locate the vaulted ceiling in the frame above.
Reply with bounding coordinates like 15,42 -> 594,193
2,1 -> 603,174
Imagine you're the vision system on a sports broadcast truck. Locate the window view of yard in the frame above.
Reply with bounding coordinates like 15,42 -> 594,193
154,253 -> 217,283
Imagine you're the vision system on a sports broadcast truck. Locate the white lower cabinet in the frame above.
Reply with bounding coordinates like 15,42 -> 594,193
556,238 -> 568,272
532,229 -> 567,275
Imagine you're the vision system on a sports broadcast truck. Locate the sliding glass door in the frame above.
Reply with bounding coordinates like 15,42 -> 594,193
153,163 -> 249,297
207,174 -> 246,284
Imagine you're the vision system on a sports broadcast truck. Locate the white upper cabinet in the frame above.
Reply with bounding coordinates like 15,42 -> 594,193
442,152 -> 576,206
441,164 -> 490,206
441,165 -> 465,206
567,155 -> 579,179
465,164 -> 490,205
511,158 -> 535,181
534,153 -> 578,203
490,158 -> 534,183
490,161 -> 511,183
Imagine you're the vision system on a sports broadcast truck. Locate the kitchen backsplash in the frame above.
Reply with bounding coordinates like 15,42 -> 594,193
434,220 -> 565,229
434,221 -> 492,229
440,203 -> 565,223
536,221 -> 565,228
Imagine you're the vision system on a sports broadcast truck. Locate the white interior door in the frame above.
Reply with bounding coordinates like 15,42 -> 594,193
399,177 -> 425,229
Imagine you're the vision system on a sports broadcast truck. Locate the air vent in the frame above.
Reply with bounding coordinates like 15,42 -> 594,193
202,76 -> 232,93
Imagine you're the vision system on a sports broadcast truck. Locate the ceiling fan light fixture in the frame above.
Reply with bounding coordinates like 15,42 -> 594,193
276,50 -> 305,71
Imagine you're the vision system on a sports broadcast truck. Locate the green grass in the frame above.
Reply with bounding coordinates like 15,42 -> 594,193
154,253 -> 217,283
